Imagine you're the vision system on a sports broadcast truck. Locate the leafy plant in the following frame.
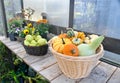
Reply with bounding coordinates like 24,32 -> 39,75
35,19 -> 49,36
22,73 -> 49,83
0,41 -> 14,81
8,17 -> 23,34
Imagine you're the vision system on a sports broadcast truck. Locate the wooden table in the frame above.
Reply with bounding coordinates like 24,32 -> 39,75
0,36 -> 120,83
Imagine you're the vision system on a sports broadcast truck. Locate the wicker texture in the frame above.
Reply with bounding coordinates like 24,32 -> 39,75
49,38 -> 104,79
23,43 -> 48,56
16,37 -> 25,42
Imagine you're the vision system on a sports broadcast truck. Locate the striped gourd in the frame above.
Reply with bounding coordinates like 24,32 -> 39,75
67,29 -> 75,38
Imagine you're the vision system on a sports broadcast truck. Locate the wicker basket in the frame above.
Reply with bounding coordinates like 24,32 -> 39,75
23,43 -> 48,56
16,37 -> 25,42
49,38 -> 104,79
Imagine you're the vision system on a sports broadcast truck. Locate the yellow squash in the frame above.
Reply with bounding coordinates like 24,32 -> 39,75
52,37 -> 72,53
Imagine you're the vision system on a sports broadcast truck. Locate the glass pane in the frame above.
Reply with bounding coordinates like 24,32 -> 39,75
73,0 -> 120,39
23,0 -> 70,27
4,0 -> 22,27
0,4 -> 5,36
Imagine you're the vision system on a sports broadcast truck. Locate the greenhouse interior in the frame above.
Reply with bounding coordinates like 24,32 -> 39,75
0,0 -> 120,83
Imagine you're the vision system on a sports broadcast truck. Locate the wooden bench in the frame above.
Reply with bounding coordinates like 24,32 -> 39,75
0,36 -> 120,83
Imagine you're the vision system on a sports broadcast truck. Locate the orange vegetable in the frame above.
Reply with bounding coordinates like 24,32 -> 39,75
53,38 -> 72,53
63,44 -> 79,57
58,33 -> 67,38
77,32 -> 86,40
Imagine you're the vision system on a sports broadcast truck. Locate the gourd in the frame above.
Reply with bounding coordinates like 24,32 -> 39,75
78,36 -> 104,56
84,34 -> 98,44
77,32 -> 86,40
89,34 -> 99,42
53,38 -> 72,53
72,38 -> 82,45
63,44 -> 79,57
67,29 -> 75,38
74,31 -> 78,37
58,33 -> 67,38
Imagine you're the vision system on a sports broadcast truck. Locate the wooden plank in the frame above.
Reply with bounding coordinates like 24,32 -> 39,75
9,43 -> 23,50
79,62 -> 117,83
1,38 -> 10,43
40,63 -> 62,81
13,46 -> 25,53
30,56 -> 57,72
17,51 -> 27,59
0,36 -> 6,41
51,74 -> 77,83
5,41 -> 19,46
107,68 -> 120,83
23,53 -> 51,65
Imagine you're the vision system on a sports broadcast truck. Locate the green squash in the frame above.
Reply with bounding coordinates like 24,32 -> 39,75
78,36 -> 104,56
67,29 -> 75,38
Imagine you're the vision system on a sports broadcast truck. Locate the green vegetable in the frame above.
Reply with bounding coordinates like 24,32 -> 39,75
67,29 -> 75,37
78,36 -> 104,56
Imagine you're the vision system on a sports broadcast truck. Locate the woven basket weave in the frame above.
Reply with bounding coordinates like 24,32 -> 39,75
23,43 -> 48,56
49,37 -> 104,79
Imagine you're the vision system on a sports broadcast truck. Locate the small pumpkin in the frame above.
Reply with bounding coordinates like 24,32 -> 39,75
72,38 -> 83,45
63,44 -> 79,57
67,29 -> 75,38
84,37 -> 90,44
77,32 -> 86,40
58,33 -> 67,38
53,38 -> 72,53
74,31 -> 78,37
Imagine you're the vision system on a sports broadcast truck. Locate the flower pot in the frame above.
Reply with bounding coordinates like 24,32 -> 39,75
9,33 -> 17,41
49,38 -> 104,79
41,33 -> 47,39
16,37 -> 25,42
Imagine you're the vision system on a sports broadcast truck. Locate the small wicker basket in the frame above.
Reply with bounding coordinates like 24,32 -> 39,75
23,43 -> 48,56
49,37 -> 104,79
16,37 -> 25,42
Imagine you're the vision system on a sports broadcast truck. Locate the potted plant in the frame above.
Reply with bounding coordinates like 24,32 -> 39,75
8,17 -> 23,41
35,19 -> 49,39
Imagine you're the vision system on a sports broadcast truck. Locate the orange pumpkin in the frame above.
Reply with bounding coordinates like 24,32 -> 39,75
63,44 -> 79,57
58,33 -> 67,38
52,38 -> 72,53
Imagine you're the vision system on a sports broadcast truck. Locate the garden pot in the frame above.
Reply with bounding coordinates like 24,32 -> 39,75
9,33 -> 17,41
16,36 -> 25,42
41,33 -> 47,39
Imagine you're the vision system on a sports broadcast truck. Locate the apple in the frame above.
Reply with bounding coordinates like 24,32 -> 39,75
29,43 -> 36,46
24,40 -> 30,46
35,35 -> 42,41
25,35 -> 33,42
37,38 -> 47,46
31,40 -> 37,45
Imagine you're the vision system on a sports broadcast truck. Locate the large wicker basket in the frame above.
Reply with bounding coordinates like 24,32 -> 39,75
49,37 -> 104,79
23,43 -> 48,56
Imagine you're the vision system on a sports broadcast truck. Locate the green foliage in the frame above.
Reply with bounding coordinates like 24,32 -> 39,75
8,17 -> 23,34
22,73 -> 49,83
0,42 -> 12,78
0,42 -> 16,82
18,30 -> 26,38
35,23 -> 49,36
0,41 -> 49,83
